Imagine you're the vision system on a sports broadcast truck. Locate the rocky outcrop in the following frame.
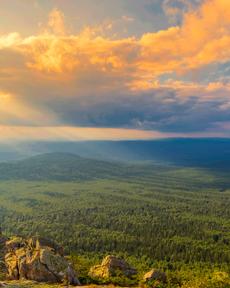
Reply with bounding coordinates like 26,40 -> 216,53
89,255 -> 137,280
143,269 -> 167,284
4,236 -> 80,285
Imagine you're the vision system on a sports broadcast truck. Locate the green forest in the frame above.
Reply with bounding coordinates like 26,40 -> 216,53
0,153 -> 229,287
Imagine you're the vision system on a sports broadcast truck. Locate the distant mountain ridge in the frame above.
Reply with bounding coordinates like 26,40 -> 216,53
0,138 -> 230,169
0,152 -> 129,181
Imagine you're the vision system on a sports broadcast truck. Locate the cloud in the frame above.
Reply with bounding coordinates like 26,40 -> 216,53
3,1 -> 229,82
0,33 -> 21,49
0,1 -> 230,137
19,78 -> 227,133
162,0 -> 203,24
2,1 -> 230,79
47,8 -> 66,36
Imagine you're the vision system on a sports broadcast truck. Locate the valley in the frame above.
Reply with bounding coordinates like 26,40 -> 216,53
0,153 -> 229,287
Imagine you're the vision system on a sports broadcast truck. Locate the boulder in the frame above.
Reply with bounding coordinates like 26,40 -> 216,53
143,269 -> 167,284
4,236 -> 80,285
89,255 -> 137,280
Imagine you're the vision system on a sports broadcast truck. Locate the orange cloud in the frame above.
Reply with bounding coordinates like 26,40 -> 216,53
139,0 -> 230,73
1,0 -> 230,90
0,33 -> 21,49
48,8 -> 66,36
18,27 -> 136,75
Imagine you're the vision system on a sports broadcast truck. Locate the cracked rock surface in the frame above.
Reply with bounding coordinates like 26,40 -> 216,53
3,236 -> 80,285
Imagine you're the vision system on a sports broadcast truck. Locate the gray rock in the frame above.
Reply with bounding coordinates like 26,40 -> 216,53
143,269 -> 167,283
89,255 -> 137,280
4,236 -> 80,285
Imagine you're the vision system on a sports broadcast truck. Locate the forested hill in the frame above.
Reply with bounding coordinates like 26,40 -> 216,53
0,152 -> 166,181
0,151 -> 230,185
0,153 -> 131,181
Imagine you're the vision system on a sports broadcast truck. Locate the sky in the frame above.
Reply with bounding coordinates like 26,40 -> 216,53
1,0 -> 230,141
